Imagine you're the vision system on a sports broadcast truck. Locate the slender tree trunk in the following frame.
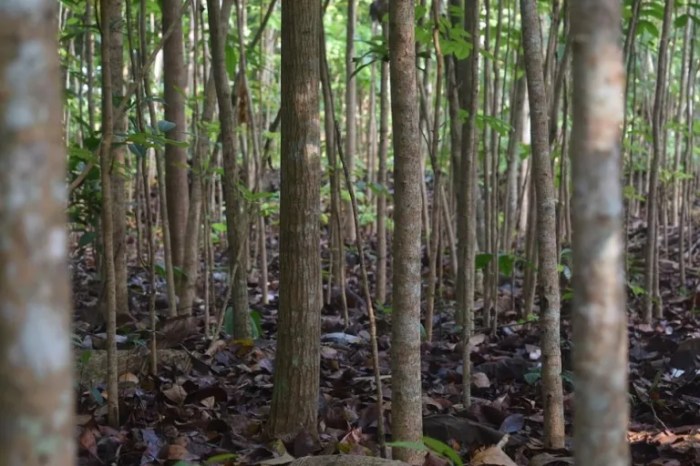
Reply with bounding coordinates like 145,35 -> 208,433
389,0 -> 424,462
503,54 -> 526,253
456,0 -> 480,406
425,0 -> 445,342
0,2 -> 75,463
207,0 -> 251,338
376,21 -> 390,307
343,0 -> 358,244
520,0 -> 565,449
99,0 -> 120,427
268,0 -> 322,442
108,0 -> 130,317
162,0 -> 189,271
570,1 -> 630,464
644,0 -> 673,322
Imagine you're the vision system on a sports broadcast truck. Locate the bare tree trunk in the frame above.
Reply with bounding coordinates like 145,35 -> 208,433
456,0 -> 479,408
0,2 -> 75,462
520,0 -> 565,449
162,0 -> 189,271
425,0 -> 445,342
389,0 -> 424,462
570,1 -> 630,464
343,0 -> 358,244
267,0 -> 322,442
207,0 -> 251,338
99,0 -> 120,427
644,0 -> 673,322
109,0 -> 129,317
503,54 -> 526,253
376,21 -> 390,307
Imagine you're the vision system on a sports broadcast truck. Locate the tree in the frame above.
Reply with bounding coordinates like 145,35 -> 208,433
108,0 -> 129,317
644,0 -> 673,323
207,0 -> 251,339
162,0 -> 189,272
344,0 -> 358,244
570,1 -> 630,464
267,0 -> 323,442
0,0 -> 75,463
455,0 -> 479,408
519,0 -> 565,449
389,0 -> 424,462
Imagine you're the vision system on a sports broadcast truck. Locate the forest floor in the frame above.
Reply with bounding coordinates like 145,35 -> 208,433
72,219 -> 700,466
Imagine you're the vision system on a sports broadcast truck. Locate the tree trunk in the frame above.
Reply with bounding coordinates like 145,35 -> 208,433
162,0 -> 189,271
207,0 -> 251,338
0,2 -> 75,463
519,0 -> 565,449
376,21 -> 390,307
343,0 -> 358,244
267,0 -> 322,442
108,0 -> 129,316
569,1 -> 630,464
389,0 -> 424,463
455,0 -> 479,407
644,0 -> 673,322
99,0 -> 120,427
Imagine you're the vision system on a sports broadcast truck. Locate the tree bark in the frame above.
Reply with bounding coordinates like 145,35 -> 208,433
0,2 -> 75,463
455,0 -> 479,408
162,0 -> 189,271
99,0 -> 121,427
343,0 -> 358,243
644,0 -> 673,322
519,0 -> 565,449
569,1 -> 630,464
267,0 -> 322,442
107,0 -> 129,317
389,0 -> 424,463
207,0 -> 251,338
376,21 -> 390,307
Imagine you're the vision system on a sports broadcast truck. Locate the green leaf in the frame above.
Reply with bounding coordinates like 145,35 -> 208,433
385,441 -> 430,453
636,19 -> 660,38
524,370 -> 541,385
475,253 -> 493,270
250,310 -> 263,339
157,120 -> 176,133
78,231 -> 96,249
423,436 -> 463,466
211,222 -> 228,233
205,453 -> 237,464
498,253 -> 516,278
224,306 -> 234,335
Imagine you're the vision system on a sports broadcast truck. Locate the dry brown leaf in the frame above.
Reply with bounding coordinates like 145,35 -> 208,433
162,384 -> 188,404
471,444 -> 517,466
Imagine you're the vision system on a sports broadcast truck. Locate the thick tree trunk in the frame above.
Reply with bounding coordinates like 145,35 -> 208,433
388,0 -> 424,463
267,0 -> 322,442
569,1 -> 630,464
162,0 -> 189,270
0,2 -> 75,463
519,0 -> 565,449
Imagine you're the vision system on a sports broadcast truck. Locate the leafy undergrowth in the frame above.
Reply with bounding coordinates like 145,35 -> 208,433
72,231 -> 700,466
